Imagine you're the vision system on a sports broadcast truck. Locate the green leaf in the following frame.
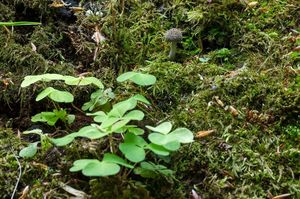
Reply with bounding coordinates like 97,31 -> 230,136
132,94 -> 151,105
21,75 -> 42,87
64,76 -> 104,89
67,114 -> 75,124
146,143 -> 170,156
21,74 -> 64,87
168,128 -> 194,143
87,111 -> 107,123
127,127 -> 144,135
119,143 -> 145,163
148,133 -> 170,146
82,161 -> 120,176
50,134 -> 75,146
36,87 -> 55,101
110,119 -> 130,132
70,159 -> 120,176
148,128 -> 193,147
19,142 -> 38,158
108,98 -> 137,117
163,141 -> 180,151
31,112 -> 58,126
100,117 -> 120,128
69,159 -> 99,172
48,89 -> 74,103
124,133 -> 147,147
117,72 -> 156,86
146,122 -> 172,134
123,110 -> 144,121
134,162 -> 174,178
117,72 -> 136,82
82,101 -> 94,111
103,153 -> 134,169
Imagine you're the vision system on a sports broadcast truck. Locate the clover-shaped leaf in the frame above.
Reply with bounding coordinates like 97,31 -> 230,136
123,110 -> 144,121
82,161 -> 120,176
146,143 -> 170,156
134,162 -> 174,178
50,134 -> 75,146
117,72 -> 156,86
21,74 -> 64,87
75,125 -> 109,139
148,128 -> 193,145
108,97 -> 137,117
35,87 -> 73,103
19,142 -> 38,158
119,143 -> 145,163
70,159 -> 120,176
103,153 -> 134,169
119,133 -> 147,163
124,132 -> 147,147
147,122 -> 194,151
51,125 -> 108,147
63,76 -> 104,89
146,122 -> 172,134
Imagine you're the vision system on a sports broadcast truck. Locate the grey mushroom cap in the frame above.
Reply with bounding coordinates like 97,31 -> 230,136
165,28 -> 183,42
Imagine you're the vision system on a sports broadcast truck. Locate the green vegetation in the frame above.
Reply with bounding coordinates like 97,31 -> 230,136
0,0 -> 299,198
19,72 -> 193,179
0,21 -> 41,26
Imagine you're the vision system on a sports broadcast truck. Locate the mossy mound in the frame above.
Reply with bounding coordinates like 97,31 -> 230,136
0,0 -> 299,198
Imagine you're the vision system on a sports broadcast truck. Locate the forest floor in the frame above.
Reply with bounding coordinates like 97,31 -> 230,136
0,0 -> 299,198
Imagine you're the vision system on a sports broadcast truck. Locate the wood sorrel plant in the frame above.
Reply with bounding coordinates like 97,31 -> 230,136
19,72 -> 194,178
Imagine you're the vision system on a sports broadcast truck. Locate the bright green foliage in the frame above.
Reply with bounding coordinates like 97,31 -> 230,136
21,74 -> 65,87
31,109 -> 75,126
117,72 -> 157,86
69,154 -> 134,176
63,76 -> 104,88
147,122 -> 194,151
51,125 -> 109,146
134,162 -> 174,179
19,142 -> 38,158
20,72 -> 193,178
82,88 -> 115,111
70,159 -> 120,176
19,129 -> 52,158
36,87 -> 74,103
119,133 -> 147,163
21,73 -> 104,89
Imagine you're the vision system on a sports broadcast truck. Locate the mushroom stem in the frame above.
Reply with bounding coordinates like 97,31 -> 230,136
168,42 -> 177,60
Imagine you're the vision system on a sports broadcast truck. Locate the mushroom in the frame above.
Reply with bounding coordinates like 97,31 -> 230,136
165,28 -> 182,60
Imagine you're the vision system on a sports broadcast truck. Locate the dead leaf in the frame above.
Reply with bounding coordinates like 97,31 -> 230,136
293,46 -> 300,51
70,7 -> 84,14
49,0 -> 65,8
92,31 -> 106,45
248,1 -> 259,8
213,96 -> 224,107
190,189 -> 202,199
59,182 -> 88,199
31,42 -> 37,52
196,130 -> 215,138
272,193 -> 292,199
32,162 -> 48,170
19,186 -> 29,199
225,105 -> 239,117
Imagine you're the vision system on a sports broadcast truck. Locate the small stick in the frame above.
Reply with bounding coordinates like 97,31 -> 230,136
11,154 -> 22,199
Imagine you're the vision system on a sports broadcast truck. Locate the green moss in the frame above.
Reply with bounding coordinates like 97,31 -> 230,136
1,0 -> 300,198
